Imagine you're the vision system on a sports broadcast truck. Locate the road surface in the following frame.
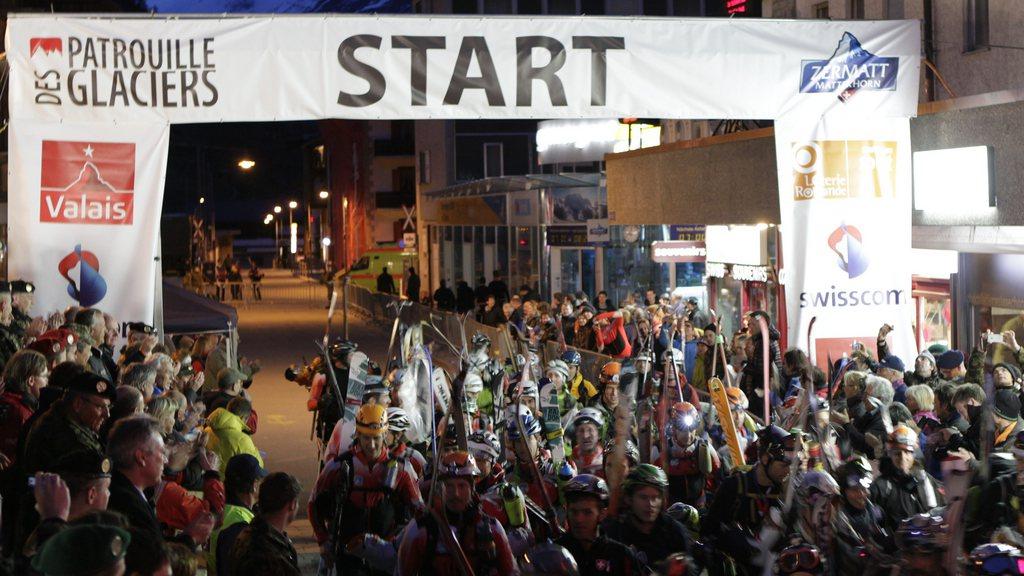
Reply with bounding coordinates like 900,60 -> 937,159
231,269 -> 390,573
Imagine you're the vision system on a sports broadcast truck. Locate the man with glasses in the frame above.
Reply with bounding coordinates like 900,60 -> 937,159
24,371 -> 116,477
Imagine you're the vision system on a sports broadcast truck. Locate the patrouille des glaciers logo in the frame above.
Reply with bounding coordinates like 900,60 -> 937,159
800,32 -> 898,102
827,223 -> 869,279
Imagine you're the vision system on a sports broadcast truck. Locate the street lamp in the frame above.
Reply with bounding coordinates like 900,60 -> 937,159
319,190 -> 330,200
287,201 -> 299,262
273,205 -> 282,214
238,159 -> 256,170
199,197 -> 206,205
288,200 -> 298,209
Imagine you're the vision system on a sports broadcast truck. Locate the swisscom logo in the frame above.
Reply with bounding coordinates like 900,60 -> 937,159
827,223 -> 869,279
58,244 -> 107,307
800,32 -> 898,102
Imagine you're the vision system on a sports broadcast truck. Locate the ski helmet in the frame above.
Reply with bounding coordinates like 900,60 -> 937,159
896,514 -> 949,553
969,543 -> 1024,576
546,360 -> 570,382
726,387 -> 749,410
666,502 -> 700,532
563,474 -> 609,505
623,463 -> 669,494
573,407 -> 606,430
364,375 -> 389,396
838,455 -> 874,491
439,451 -> 481,479
356,403 -> 388,437
522,543 -> 580,576
386,407 -> 410,434
518,378 -> 540,399
603,437 -> 640,466
471,333 -> 491,349
798,470 -> 840,501
506,404 -> 542,439
463,371 -> 484,394
663,348 -> 684,367
561,350 -> 582,367
888,424 -> 918,453
669,402 -> 701,433
600,362 -> 621,383
776,543 -> 824,576
468,431 -> 501,462
757,425 -> 796,463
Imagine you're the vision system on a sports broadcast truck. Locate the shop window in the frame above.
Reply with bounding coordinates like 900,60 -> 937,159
582,0 -> 605,13
519,0 -> 543,13
602,225 -> 668,306
484,143 -> 504,178
813,1 -> 828,18
452,0 -> 478,13
453,227 -> 464,286
547,0 -> 577,14
644,0 -> 667,15
964,0 -> 989,52
474,227 -> 485,280
848,0 -> 864,19
419,151 -> 430,185
671,0 -> 701,15
483,0 -> 513,14
605,0 -> 635,15
497,226 -> 510,278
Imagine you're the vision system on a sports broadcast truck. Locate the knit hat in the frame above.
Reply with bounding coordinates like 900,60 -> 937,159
994,389 -> 1021,421
935,350 -> 965,370
927,343 -> 950,356
879,355 -> 905,373
916,350 -> 936,368
995,363 -> 1023,384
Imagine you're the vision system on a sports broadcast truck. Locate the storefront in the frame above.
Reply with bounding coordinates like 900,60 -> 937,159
702,224 -> 783,342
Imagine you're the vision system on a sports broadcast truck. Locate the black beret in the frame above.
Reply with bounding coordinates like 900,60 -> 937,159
32,525 -> 129,575
52,450 -> 112,480
10,280 -> 34,294
126,322 -> 154,334
0,282 -> 10,294
66,372 -> 116,402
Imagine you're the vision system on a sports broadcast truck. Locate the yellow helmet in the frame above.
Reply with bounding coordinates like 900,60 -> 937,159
356,403 -> 388,437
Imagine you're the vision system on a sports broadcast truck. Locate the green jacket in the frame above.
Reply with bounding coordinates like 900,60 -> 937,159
205,408 -> 263,475
24,402 -> 104,475
209,503 -> 255,576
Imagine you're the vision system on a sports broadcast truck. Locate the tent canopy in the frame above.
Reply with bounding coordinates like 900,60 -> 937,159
161,279 -> 238,335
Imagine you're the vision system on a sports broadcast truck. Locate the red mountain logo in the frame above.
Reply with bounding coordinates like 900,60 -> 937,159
39,141 -> 136,226
30,37 -> 62,57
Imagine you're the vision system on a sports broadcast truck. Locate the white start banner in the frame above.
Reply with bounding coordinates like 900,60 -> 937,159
7,120 -> 170,329
5,15 -> 920,122
774,111 -> 917,365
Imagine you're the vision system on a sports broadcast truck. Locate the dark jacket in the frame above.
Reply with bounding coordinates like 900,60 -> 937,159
602,513 -> 692,568
406,273 -> 421,301
228,515 -> 301,576
108,470 -> 163,541
455,283 -> 476,313
486,280 -> 510,304
869,457 -> 943,533
556,533 -> 643,576
376,271 -> 396,294
481,306 -> 506,328
87,348 -> 115,383
742,322 -> 782,422
23,402 -> 104,475
433,286 -> 456,311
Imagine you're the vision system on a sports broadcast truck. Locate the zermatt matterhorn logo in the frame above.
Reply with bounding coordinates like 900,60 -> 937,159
39,140 -> 136,225
800,32 -> 899,102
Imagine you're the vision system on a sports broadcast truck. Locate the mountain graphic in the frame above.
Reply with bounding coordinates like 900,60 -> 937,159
29,38 -> 62,57
57,162 -> 125,196
800,31 -> 899,99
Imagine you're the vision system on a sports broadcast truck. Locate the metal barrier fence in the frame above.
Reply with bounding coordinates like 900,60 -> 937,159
344,283 -> 615,384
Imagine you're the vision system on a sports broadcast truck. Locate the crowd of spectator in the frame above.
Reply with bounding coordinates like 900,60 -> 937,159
0,280 -> 302,575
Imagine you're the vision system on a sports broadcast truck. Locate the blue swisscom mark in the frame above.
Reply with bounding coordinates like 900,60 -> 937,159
800,32 -> 899,101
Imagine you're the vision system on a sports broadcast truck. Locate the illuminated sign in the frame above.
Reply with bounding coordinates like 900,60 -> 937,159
651,241 -> 706,263
705,261 -> 771,283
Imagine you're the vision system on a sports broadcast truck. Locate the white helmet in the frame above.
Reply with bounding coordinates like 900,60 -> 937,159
573,407 -> 606,430
546,360 -> 570,382
464,371 -> 484,394
386,407 -> 411,434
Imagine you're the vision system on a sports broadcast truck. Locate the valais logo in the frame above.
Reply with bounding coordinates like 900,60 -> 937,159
827,223 -> 869,279
39,141 -> 135,225
58,244 -> 108,307
800,32 -> 898,102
